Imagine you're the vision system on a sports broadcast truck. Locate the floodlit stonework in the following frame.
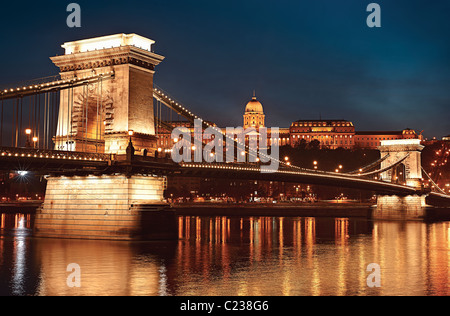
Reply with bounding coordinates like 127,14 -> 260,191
375,139 -> 429,220
379,139 -> 424,188
34,175 -> 175,240
374,195 -> 427,220
51,34 -> 164,155
34,34 -> 175,241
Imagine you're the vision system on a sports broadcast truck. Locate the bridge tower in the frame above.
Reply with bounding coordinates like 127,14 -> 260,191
50,33 -> 164,155
34,34 -> 176,241
375,139 -> 428,219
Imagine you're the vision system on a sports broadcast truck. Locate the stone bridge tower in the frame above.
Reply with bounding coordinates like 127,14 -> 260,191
375,139 -> 427,219
50,33 -> 164,155
379,139 -> 424,188
34,35 -> 175,241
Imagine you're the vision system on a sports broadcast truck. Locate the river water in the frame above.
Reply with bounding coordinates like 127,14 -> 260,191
0,212 -> 449,296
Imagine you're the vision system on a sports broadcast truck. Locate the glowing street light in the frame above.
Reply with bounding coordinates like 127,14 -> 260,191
25,129 -> 32,147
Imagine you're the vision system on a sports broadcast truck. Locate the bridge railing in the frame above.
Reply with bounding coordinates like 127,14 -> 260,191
0,146 -> 113,162
0,75 -> 61,91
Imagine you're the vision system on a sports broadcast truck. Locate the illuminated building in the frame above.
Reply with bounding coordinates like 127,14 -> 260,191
289,120 -> 355,149
354,129 -> 422,149
155,94 -> 423,154
243,92 -> 265,129
242,94 -> 290,147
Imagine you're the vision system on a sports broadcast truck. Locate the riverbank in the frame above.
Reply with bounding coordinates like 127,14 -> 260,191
172,201 -> 375,218
0,201 -> 43,213
2,201 -> 449,221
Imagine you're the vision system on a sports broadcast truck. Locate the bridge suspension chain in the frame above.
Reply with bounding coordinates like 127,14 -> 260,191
345,153 -> 411,178
0,72 -> 115,101
0,72 -> 114,151
347,154 -> 390,174
422,166 -> 447,195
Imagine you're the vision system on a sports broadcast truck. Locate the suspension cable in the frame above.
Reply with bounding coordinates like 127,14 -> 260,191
348,154 -> 390,174
422,166 -> 447,195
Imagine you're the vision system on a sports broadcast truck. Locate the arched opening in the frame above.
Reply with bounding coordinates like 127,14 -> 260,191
392,163 -> 406,184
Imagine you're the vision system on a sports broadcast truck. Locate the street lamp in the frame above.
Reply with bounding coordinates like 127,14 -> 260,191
128,130 -> 134,143
32,136 -> 38,149
25,129 -> 32,147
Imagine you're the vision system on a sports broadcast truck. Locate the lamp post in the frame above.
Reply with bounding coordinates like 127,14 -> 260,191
25,129 -> 32,148
32,136 -> 38,149
126,130 -> 135,160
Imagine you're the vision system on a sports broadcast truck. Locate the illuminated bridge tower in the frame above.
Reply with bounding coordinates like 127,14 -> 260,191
50,33 -> 164,155
374,139 -> 428,219
34,35 -> 176,241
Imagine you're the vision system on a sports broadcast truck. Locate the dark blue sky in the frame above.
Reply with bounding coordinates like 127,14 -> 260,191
0,0 -> 449,138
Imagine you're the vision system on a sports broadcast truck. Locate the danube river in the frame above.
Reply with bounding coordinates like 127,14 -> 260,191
0,212 -> 449,296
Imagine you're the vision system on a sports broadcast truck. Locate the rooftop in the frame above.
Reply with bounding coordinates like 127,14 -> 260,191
355,131 -> 404,135
61,33 -> 155,55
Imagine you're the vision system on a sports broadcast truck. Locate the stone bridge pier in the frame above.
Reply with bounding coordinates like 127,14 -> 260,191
374,139 -> 428,220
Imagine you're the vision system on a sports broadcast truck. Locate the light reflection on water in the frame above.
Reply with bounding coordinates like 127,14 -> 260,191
0,213 -> 449,296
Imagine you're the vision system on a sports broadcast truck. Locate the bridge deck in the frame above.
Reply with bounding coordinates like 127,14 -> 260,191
0,146 -> 446,199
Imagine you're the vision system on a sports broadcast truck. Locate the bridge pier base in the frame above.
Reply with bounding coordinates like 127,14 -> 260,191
34,174 -> 177,241
373,195 -> 428,220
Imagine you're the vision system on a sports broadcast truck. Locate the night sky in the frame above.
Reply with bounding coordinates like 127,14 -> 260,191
0,0 -> 449,138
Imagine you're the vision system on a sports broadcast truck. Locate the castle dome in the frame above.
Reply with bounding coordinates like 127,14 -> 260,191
245,93 -> 264,114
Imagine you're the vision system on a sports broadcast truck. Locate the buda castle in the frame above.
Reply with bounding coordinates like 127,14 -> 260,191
156,92 -> 421,151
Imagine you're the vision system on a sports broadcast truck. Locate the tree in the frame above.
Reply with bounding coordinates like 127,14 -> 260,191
308,139 -> 321,150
